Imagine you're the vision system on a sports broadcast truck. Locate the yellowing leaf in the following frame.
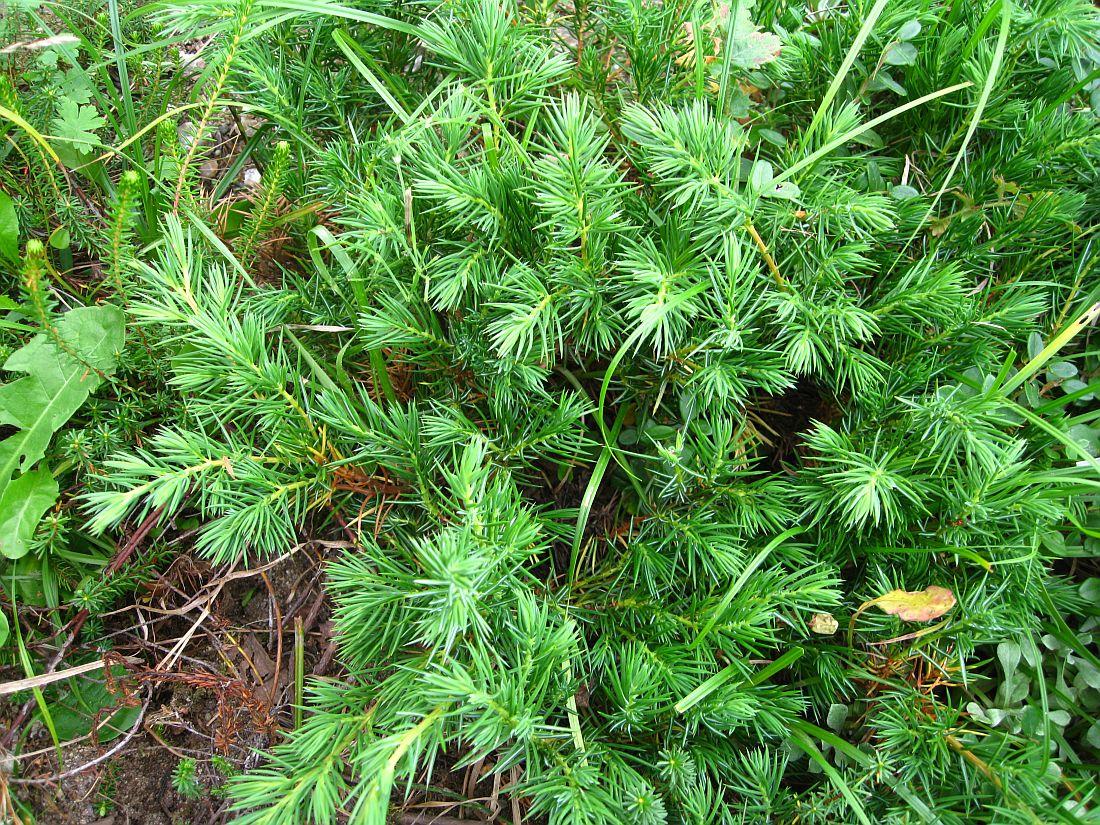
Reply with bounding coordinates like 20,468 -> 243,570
875,586 -> 956,622
720,3 -> 782,69
677,2 -> 782,70
809,613 -> 839,634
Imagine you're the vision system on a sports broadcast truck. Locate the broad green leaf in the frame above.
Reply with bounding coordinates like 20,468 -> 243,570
1027,331 -> 1044,360
763,180 -> 801,200
1088,722 -> 1100,749
868,72 -> 908,96
998,641 -> 1022,678
0,468 -> 59,559
48,665 -> 141,742
750,159 -> 774,190
12,554 -> 46,605
1047,360 -> 1078,380
1077,660 -> 1100,691
827,703 -> 849,732
852,127 -> 885,149
996,640 -> 1023,706
0,306 -> 124,550
1063,378 -> 1094,399
0,609 -> 8,648
48,225 -> 71,250
58,67 -> 95,107
0,190 -> 17,262
757,128 -> 786,146
644,424 -> 678,441
36,50 -> 60,71
1048,710 -> 1072,727
1080,578 -> 1100,602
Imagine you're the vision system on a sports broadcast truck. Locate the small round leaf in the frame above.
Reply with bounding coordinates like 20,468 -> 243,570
897,20 -> 922,41
890,184 -> 921,200
884,41 -> 918,66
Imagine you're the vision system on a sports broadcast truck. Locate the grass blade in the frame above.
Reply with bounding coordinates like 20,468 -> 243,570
333,30 -> 411,124
798,0 -> 890,152
693,526 -> 804,648
789,727 -> 873,825
776,82 -> 972,184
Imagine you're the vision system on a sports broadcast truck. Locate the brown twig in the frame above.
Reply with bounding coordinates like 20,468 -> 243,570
104,504 -> 169,578
259,570 -> 283,713
0,505 -> 168,749
328,504 -> 361,543
311,637 -> 339,677
0,656 -> 141,697
743,220 -> 788,291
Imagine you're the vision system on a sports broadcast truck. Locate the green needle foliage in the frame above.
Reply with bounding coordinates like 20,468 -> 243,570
73,0 -> 1100,822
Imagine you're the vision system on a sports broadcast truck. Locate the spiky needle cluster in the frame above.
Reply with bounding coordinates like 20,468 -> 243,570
82,0 -> 1100,822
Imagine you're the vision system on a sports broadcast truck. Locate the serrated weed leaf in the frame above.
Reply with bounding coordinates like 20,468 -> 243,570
0,306 -> 123,558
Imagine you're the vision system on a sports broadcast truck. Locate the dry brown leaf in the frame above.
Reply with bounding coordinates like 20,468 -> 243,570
875,586 -> 956,622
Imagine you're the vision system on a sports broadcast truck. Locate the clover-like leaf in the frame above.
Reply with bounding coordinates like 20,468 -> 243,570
50,97 -> 106,148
